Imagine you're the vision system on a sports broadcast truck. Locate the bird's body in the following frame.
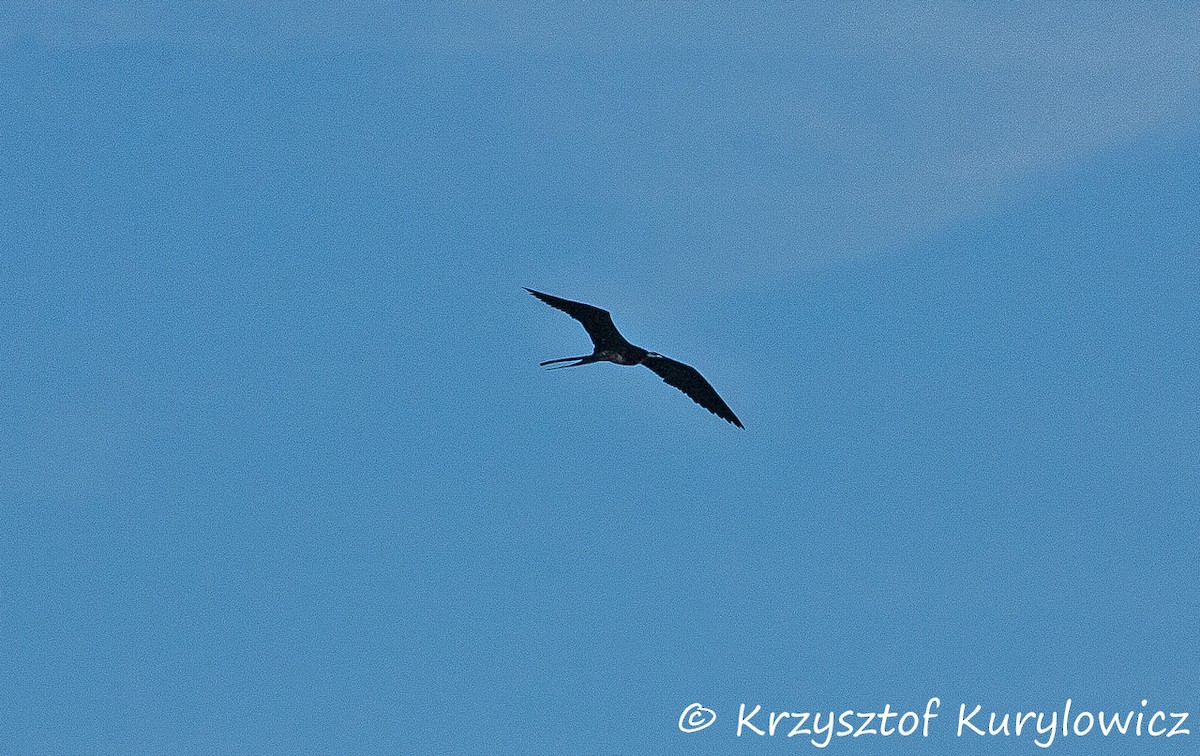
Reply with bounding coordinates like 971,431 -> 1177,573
525,288 -> 743,428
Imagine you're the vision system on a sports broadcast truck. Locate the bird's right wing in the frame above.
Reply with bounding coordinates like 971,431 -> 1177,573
642,354 -> 744,428
524,288 -> 628,350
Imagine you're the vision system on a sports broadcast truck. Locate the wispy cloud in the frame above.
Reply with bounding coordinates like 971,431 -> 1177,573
8,2 -> 1198,285
440,3 -> 1200,278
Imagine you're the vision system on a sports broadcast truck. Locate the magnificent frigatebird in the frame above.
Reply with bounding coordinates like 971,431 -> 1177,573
526,288 -> 743,428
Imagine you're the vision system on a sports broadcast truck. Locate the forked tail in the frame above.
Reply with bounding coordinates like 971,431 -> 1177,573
539,354 -> 599,369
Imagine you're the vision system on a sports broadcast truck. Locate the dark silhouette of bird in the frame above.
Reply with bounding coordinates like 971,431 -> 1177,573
525,288 -> 743,428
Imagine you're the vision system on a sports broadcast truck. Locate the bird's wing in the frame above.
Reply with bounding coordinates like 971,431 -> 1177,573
642,354 -> 743,428
524,288 -> 629,350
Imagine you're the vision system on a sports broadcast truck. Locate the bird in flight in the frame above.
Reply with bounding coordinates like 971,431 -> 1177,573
525,288 -> 743,428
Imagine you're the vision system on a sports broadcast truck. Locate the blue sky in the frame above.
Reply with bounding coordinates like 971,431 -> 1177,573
2,3 -> 1198,753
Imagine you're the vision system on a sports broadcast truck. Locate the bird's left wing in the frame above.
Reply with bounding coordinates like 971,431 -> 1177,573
524,288 -> 628,351
641,354 -> 743,428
